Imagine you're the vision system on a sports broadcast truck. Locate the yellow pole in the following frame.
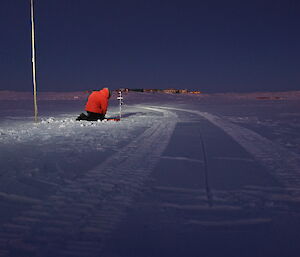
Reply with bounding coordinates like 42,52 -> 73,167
30,0 -> 38,122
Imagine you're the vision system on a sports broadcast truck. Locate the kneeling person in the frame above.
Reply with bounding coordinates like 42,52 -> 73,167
77,88 -> 111,121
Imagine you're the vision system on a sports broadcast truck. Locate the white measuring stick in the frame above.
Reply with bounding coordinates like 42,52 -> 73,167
117,91 -> 123,119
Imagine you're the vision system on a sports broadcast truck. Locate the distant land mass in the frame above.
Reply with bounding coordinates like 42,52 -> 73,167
0,90 -> 299,101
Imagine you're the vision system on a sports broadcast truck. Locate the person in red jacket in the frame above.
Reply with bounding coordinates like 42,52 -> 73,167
76,88 -> 111,121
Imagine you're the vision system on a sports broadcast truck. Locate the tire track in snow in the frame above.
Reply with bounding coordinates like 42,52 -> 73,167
0,107 -> 177,257
134,107 -> 300,233
156,106 -> 300,189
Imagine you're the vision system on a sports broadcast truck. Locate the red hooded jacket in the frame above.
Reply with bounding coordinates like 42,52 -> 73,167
85,88 -> 110,114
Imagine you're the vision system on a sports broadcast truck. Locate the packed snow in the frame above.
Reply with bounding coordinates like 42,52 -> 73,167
0,91 -> 300,257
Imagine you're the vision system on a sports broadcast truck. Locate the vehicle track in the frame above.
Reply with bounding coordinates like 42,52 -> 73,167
154,106 -> 300,190
0,107 -> 177,257
140,106 -> 300,231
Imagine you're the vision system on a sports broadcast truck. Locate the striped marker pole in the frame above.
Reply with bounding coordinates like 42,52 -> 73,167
117,91 -> 123,119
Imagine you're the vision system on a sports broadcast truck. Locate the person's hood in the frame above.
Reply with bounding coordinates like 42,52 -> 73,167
100,88 -> 110,98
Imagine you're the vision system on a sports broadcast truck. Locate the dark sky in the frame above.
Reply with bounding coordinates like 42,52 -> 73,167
0,0 -> 299,92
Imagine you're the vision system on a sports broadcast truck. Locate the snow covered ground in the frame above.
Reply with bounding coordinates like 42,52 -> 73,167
0,91 -> 300,257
